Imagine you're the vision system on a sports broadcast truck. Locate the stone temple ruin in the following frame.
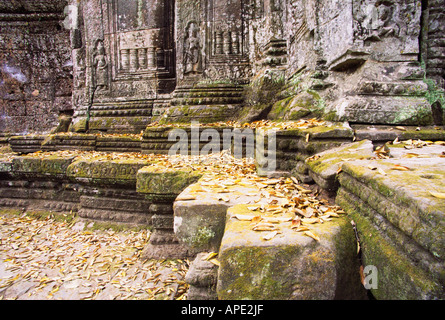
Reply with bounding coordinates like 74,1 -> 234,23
0,0 -> 444,300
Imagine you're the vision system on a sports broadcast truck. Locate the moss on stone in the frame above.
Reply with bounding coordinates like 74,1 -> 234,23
136,165 -> 203,198
336,189 -> 444,299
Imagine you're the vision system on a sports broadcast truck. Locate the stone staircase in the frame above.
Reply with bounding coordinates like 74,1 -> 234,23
1,122 -> 444,299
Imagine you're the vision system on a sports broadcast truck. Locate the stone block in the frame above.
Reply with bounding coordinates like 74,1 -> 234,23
330,96 -> 433,126
336,157 -> 445,299
11,153 -> 76,179
305,140 -> 375,192
174,180 -> 262,254
67,158 -> 150,186
136,166 -> 202,202
217,204 -> 366,300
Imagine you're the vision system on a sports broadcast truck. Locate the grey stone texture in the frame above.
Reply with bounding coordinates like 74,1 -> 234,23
2,0 -> 443,135
0,0 -> 72,134
336,150 -> 445,299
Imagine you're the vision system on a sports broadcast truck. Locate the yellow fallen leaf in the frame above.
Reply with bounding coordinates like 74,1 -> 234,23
233,214 -> 256,221
263,216 -> 292,224
391,164 -> 410,171
262,231 -> 278,241
294,226 -> 310,232
377,168 -> 387,176
395,126 -> 406,131
304,231 -> 320,241
301,218 -> 320,224
252,222 -> 279,231
218,195 -> 230,202
429,192 -> 445,199
209,259 -> 220,266
203,252 -> 218,261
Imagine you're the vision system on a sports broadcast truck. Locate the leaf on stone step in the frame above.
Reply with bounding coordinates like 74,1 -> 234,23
251,216 -> 262,224
367,165 -> 377,170
293,225 -> 310,232
391,164 -> 410,171
252,222 -> 278,232
402,153 -> 419,158
233,214 -> 257,221
304,231 -> 320,241
262,231 -> 278,241
209,259 -> 220,267
429,192 -> 445,199
264,179 -> 281,185
291,218 -> 301,229
203,252 -> 218,261
301,217 -> 320,224
377,168 -> 387,176
263,216 -> 292,224
395,126 -> 406,131
218,195 -> 230,202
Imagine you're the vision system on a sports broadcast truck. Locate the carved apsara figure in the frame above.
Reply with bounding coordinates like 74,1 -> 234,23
184,21 -> 202,75
93,39 -> 108,92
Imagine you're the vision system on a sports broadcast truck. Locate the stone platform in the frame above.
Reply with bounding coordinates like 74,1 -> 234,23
1,122 -> 444,300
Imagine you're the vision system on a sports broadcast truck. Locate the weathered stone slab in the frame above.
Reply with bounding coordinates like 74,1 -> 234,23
174,179 -> 265,255
8,135 -> 45,154
11,154 -> 76,179
331,96 -> 433,126
256,121 -> 354,178
67,158 -> 150,186
352,125 -> 445,144
336,157 -> 445,299
41,133 -> 97,151
136,166 -> 202,202
217,204 -> 366,300
305,140 -> 375,192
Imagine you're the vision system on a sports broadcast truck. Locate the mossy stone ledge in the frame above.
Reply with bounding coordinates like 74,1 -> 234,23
217,204 -> 366,300
336,157 -> 445,299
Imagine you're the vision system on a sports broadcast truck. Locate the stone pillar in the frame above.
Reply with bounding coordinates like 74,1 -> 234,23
136,166 -> 202,259
138,48 -> 147,69
147,46 -> 156,69
121,49 -> 130,70
223,31 -> 232,54
215,31 -> 224,54
129,48 -> 139,70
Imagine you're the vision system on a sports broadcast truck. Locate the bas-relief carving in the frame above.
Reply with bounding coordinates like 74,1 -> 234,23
352,0 -> 421,56
65,0 -> 438,129
183,21 -> 202,75
92,39 -> 109,93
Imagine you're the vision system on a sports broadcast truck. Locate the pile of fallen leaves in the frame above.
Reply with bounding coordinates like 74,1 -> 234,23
169,150 -> 345,242
229,176 -> 344,242
0,214 -> 189,300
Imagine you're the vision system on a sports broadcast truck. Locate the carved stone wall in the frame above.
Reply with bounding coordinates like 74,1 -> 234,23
0,0 -> 72,134
422,0 -> 445,89
1,0 -> 444,134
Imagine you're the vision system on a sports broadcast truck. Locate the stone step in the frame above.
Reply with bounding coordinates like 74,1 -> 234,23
336,157 -> 445,299
216,204 -> 366,299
